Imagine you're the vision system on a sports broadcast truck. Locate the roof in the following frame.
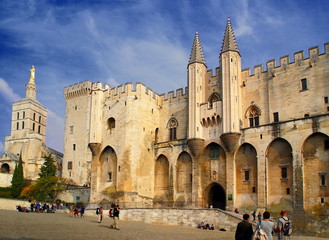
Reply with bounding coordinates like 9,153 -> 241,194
188,32 -> 206,66
221,18 -> 239,54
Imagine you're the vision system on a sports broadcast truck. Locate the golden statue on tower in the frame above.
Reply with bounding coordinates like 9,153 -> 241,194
29,65 -> 35,83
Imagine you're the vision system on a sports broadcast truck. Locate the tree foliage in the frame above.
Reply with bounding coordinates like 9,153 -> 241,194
11,154 -> 25,198
21,153 -> 66,201
21,176 -> 66,201
39,154 -> 57,178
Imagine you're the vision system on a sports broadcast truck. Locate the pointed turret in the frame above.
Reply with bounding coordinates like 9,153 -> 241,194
187,32 -> 206,155
189,32 -> 206,66
219,18 -> 241,152
221,18 -> 239,54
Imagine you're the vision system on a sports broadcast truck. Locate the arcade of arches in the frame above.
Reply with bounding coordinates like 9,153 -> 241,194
96,132 -> 328,211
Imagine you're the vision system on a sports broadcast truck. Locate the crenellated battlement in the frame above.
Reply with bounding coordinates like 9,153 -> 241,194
64,80 -> 93,100
241,42 -> 329,79
107,82 -> 187,106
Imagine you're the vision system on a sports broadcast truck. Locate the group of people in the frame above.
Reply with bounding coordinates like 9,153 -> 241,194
197,222 -> 215,230
31,202 -> 55,213
96,203 -> 120,230
235,210 -> 292,240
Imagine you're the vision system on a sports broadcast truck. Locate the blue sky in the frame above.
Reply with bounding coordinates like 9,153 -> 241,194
0,0 -> 329,153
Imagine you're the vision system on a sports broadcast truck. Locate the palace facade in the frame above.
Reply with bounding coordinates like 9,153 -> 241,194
62,19 -> 329,211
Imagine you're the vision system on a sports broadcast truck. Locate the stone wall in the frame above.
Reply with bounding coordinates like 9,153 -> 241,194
0,173 -> 12,187
0,198 -> 30,210
58,188 -> 90,204
83,208 -> 242,231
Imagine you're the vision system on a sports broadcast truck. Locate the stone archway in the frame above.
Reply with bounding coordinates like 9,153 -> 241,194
205,182 -> 226,210
0,163 -> 10,173
266,138 -> 293,207
235,143 -> 257,208
154,155 -> 170,207
99,146 -> 117,192
303,132 -> 329,210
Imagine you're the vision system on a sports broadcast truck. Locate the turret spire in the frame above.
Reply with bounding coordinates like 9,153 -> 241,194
221,18 -> 239,54
189,32 -> 206,66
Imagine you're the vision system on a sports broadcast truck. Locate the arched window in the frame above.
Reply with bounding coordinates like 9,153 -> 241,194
208,92 -> 221,109
245,103 -> 261,127
33,123 -> 35,131
22,121 -> 25,129
38,125 -> 41,134
39,116 -> 41,123
167,118 -> 178,140
17,112 -> 19,120
107,117 -> 115,132
33,113 -> 36,121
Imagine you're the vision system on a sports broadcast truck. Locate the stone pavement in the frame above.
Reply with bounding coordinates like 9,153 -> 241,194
0,209 -> 327,240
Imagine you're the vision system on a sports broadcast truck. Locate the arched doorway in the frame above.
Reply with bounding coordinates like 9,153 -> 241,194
207,183 -> 226,210
0,163 -> 10,173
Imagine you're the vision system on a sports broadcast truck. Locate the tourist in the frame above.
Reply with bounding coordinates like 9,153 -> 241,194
111,205 -> 120,229
257,211 -> 262,223
74,208 -> 79,217
97,207 -> 103,223
258,211 -> 275,240
235,213 -> 253,240
252,210 -> 256,222
276,210 -> 292,240
80,207 -> 85,218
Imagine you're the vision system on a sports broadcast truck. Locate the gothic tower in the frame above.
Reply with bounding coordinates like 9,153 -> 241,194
187,32 -> 207,156
219,18 -> 242,151
5,66 -> 48,179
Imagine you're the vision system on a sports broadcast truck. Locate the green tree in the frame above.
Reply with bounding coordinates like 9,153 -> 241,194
24,176 -> 66,201
11,154 -> 25,198
21,154 -> 66,201
39,154 -> 57,178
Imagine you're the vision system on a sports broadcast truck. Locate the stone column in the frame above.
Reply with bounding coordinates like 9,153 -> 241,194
225,152 -> 234,210
293,151 -> 304,211
88,143 -> 101,203
257,151 -> 267,208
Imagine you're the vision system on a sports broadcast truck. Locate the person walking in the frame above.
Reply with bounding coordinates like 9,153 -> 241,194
258,211 -> 275,240
111,205 -> 120,230
276,210 -> 292,240
252,210 -> 256,222
235,213 -> 254,240
97,207 -> 103,223
80,207 -> 85,218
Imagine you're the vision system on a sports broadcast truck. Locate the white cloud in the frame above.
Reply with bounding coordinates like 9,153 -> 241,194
45,109 -> 65,152
0,78 -> 21,103
106,77 -> 120,87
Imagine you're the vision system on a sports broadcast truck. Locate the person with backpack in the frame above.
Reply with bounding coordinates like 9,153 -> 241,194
96,207 -> 103,223
254,211 -> 275,240
276,210 -> 292,240
111,205 -> 120,230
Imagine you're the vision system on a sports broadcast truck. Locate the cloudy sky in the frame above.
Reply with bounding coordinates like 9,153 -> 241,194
0,0 -> 328,153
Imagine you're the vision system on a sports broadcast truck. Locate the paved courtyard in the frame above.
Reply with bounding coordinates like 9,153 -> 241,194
0,209 -> 328,240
